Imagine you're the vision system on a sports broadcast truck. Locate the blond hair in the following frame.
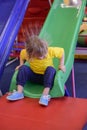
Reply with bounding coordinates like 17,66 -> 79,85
26,35 -> 48,59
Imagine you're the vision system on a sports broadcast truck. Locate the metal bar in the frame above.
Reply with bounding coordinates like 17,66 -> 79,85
71,65 -> 76,97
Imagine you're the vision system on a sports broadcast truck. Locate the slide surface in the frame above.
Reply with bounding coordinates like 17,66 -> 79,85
10,0 -> 86,98
0,0 -> 30,80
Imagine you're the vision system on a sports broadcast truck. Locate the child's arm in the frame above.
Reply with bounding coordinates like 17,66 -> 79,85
15,49 -> 26,70
49,47 -> 66,72
15,58 -> 24,70
58,53 -> 66,72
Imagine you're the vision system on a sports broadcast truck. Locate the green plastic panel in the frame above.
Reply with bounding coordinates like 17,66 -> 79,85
10,0 -> 86,98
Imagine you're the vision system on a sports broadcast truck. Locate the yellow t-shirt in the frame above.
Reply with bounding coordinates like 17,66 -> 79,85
20,47 -> 64,74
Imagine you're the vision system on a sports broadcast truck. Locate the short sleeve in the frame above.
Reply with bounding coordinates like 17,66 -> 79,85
48,47 -> 64,58
20,49 -> 28,60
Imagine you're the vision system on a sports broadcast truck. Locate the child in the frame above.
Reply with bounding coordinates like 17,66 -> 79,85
6,35 -> 66,106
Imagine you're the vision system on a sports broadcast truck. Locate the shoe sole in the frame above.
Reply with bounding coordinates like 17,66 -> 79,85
6,96 -> 24,101
39,97 -> 51,106
39,101 -> 48,106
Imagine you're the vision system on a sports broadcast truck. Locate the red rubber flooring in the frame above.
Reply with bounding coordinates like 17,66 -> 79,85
0,95 -> 87,130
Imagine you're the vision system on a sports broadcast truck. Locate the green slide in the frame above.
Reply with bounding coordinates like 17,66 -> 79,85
10,0 -> 86,98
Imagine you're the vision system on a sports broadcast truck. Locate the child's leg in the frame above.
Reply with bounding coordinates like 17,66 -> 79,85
6,65 -> 44,101
39,66 -> 56,106
42,87 -> 50,96
14,65 -> 34,93
6,65 -> 35,101
16,65 -> 44,87
43,66 -> 56,95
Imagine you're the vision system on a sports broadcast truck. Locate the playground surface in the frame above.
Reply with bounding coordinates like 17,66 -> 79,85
0,95 -> 87,130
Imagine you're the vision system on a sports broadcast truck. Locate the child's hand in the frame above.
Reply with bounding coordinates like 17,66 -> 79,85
15,65 -> 22,70
58,65 -> 66,72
